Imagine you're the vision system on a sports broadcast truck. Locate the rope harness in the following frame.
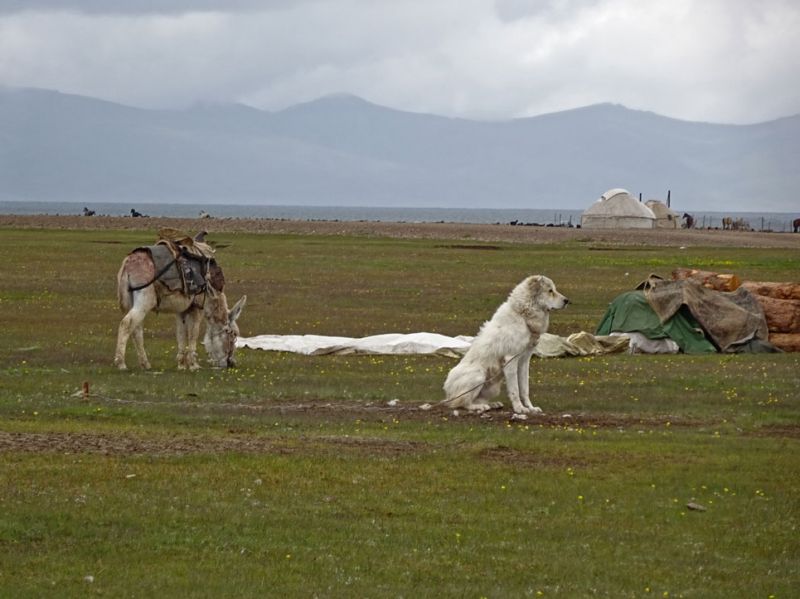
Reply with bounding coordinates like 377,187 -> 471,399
436,347 -> 529,408
127,248 -> 211,300
439,319 -> 544,407
128,257 -> 178,292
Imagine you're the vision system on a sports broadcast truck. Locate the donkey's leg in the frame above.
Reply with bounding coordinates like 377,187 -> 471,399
115,307 -> 150,370
176,309 -> 201,370
132,324 -> 151,370
114,314 -> 133,370
115,289 -> 156,370
175,313 -> 189,370
185,307 -> 203,371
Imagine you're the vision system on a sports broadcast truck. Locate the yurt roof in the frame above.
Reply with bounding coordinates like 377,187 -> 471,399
601,188 -> 630,202
583,189 -> 656,219
645,200 -> 679,219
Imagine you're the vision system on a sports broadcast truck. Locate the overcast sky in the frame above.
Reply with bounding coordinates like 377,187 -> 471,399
1,0 -> 798,124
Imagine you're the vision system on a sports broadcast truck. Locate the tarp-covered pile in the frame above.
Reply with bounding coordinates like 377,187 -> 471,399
596,288 -> 716,353
597,273 -> 781,353
674,268 -> 800,352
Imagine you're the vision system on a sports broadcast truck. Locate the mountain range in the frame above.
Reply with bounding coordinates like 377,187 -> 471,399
1,86 -> 798,212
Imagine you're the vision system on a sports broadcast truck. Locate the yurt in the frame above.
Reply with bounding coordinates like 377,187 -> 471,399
645,199 -> 679,229
581,189 -> 656,229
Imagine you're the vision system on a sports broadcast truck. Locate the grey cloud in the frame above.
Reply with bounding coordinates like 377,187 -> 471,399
0,0 -> 798,124
494,0 -> 601,22
0,0 -> 295,14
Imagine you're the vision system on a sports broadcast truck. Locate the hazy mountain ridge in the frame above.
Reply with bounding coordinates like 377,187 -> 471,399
1,86 -> 797,211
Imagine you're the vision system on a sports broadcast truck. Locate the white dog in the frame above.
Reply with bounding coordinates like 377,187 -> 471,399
442,275 -> 569,416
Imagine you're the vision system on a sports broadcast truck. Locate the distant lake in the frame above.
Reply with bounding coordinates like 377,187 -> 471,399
1,201 -> 797,232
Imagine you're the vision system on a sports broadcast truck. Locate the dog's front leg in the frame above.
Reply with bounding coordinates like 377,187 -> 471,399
517,348 -> 542,414
503,358 -> 526,414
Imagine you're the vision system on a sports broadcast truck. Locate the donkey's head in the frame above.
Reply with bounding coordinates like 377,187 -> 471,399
202,287 -> 247,368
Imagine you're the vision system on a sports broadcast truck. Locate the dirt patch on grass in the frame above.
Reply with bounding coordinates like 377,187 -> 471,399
478,445 -> 593,468
2,408 -> 793,458
0,430 -> 289,456
0,429 -> 425,458
746,424 -> 800,439
191,397 -> 709,430
84,393 -> 709,430
3,214 -> 799,248
435,244 -> 503,250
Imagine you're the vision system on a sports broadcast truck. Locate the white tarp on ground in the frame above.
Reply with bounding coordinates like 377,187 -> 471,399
237,332 -> 473,357
237,331 -> 629,358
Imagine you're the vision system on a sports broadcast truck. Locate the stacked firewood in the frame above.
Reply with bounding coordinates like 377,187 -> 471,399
673,268 -> 800,352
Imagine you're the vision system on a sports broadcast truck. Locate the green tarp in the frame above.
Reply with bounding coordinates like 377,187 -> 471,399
595,290 -> 717,354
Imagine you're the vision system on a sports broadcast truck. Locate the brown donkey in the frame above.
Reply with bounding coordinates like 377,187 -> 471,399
114,235 -> 246,370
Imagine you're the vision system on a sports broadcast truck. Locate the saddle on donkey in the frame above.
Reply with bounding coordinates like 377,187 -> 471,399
130,229 -> 224,298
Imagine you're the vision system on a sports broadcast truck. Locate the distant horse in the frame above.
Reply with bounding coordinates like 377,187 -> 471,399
114,233 -> 246,370
682,213 -> 695,229
794,218 -> 800,233
130,208 -> 146,217
82,206 -> 96,216
722,216 -> 733,230
733,218 -> 751,231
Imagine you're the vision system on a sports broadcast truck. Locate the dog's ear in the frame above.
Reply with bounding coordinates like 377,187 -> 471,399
527,275 -> 544,297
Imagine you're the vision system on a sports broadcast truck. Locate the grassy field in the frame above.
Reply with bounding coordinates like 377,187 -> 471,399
0,225 -> 798,597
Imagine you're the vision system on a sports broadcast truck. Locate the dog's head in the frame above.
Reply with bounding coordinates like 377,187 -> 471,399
525,275 -> 570,311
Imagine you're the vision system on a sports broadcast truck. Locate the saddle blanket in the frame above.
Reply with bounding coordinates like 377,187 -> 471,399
134,243 -> 207,294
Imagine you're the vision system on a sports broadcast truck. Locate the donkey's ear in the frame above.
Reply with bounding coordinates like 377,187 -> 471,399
229,295 -> 247,323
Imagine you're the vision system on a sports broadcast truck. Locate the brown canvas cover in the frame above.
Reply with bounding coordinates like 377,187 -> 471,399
642,277 -> 770,352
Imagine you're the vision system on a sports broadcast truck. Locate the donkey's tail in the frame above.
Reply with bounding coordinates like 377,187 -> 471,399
116,259 -> 133,312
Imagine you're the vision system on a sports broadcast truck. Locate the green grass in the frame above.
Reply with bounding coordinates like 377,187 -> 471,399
0,226 -> 799,597
3,437 -> 796,597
